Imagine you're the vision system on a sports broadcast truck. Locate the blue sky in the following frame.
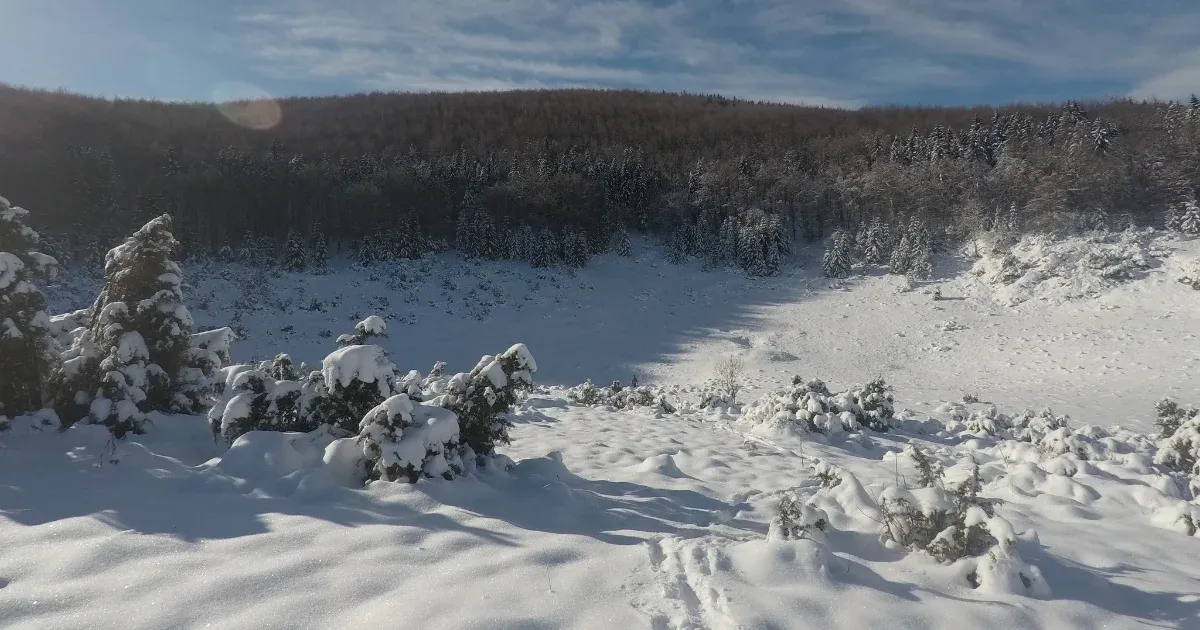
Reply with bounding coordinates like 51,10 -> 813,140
1,0 -> 1198,107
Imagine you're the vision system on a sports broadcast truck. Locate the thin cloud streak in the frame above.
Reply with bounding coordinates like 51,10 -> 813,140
229,0 -> 1200,105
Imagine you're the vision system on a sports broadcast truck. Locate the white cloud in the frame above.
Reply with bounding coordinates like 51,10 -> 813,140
228,0 -> 1200,104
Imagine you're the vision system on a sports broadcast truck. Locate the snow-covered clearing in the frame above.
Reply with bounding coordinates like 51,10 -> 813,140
4,231 -> 1199,628
46,232 -> 1200,432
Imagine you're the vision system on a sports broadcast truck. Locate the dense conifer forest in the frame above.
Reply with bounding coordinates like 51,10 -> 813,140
1,84 -> 1198,275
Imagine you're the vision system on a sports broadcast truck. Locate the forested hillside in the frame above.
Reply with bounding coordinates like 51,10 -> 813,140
2,84 -> 1198,275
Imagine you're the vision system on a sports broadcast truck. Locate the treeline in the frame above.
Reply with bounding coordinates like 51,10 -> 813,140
1,85 -> 1198,275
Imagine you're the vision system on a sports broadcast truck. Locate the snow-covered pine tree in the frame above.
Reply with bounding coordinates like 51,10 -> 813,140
562,228 -> 590,267
821,229 -> 852,278
719,216 -> 740,266
432,344 -> 537,457
512,225 -> 534,263
908,236 -> 934,280
854,222 -> 869,257
765,213 -> 788,275
455,185 -> 496,259
863,217 -> 888,264
615,226 -> 633,257
532,228 -> 558,268
889,233 -> 913,274
238,229 -> 256,265
283,230 -> 307,271
84,303 -> 150,437
0,195 -> 59,418
1171,200 -> 1200,236
667,226 -> 689,264
55,215 -> 222,427
310,227 -> 330,269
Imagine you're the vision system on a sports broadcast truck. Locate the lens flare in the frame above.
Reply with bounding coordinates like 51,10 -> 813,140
212,82 -> 282,130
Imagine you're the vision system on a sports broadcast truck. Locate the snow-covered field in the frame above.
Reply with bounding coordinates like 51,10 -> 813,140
5,231 -> 1200,628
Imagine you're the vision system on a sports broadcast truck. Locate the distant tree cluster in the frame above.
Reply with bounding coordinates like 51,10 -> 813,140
2,85 -> 1199,277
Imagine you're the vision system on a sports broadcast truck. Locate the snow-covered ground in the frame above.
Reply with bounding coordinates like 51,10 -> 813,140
46,231 -> 1200,432
5,231 -> 1200,628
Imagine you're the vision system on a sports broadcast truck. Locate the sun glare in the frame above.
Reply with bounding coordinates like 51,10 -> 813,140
212,81 -> 282,130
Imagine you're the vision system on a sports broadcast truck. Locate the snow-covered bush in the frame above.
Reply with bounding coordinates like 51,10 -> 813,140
741,376 -> 896,434
0,194 -> 58,418
814,461 -> 842,488
959,406 -> 1069,443
907,442 -> 944,488
969,229 -> 1157,304
336,315 -> 387,346
1155,401 -> 1200,497
879,465 -> 998,564
1177,256 -> 1200,290
431,343 -> 537,456
564,380 -> 664,411
713,356 -> 745,402
357,394 -> 464,483
209,357 -> 309,444
567,379 -> 603,406
1155,398 -> 1197,438
769,494 -> 831,541
958,516 -> 1051,596
313,343 -> 397,434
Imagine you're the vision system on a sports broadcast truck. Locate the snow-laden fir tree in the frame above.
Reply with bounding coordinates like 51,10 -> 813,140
821,229 -> 853,278
310,227 -> 330,269
854,222 -> 869,257
667,227 -> 689,264
615,225 -> 632,257
531,227 -> 558,268
908,235 -> 934,280
562,228 -> 590,267
283,230 -> 307,271
55,215 -> 225,429
455,186 -> 496,259
1168,200 -> 1200,236
889,233 -> 913,274
719,216 -> 740,266
83,303 -> 151,437
0,194 -> 59,418
862,216 -> 889,264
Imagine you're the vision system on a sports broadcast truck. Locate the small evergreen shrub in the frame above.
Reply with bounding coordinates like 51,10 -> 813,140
741,376 -> 896,434
357,394 -> 463,483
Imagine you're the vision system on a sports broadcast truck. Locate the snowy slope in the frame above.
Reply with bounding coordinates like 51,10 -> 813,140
45,232 -> 1200,431
8,231 -> 1198,629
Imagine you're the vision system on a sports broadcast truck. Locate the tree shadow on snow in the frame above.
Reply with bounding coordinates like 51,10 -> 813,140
1020,539 -> 1200,626
420,454 -> 762,546
0,439 -> 518,546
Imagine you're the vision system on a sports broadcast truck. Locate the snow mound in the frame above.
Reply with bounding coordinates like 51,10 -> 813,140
636,453 -> 687,477
969,229 -> 1159,305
